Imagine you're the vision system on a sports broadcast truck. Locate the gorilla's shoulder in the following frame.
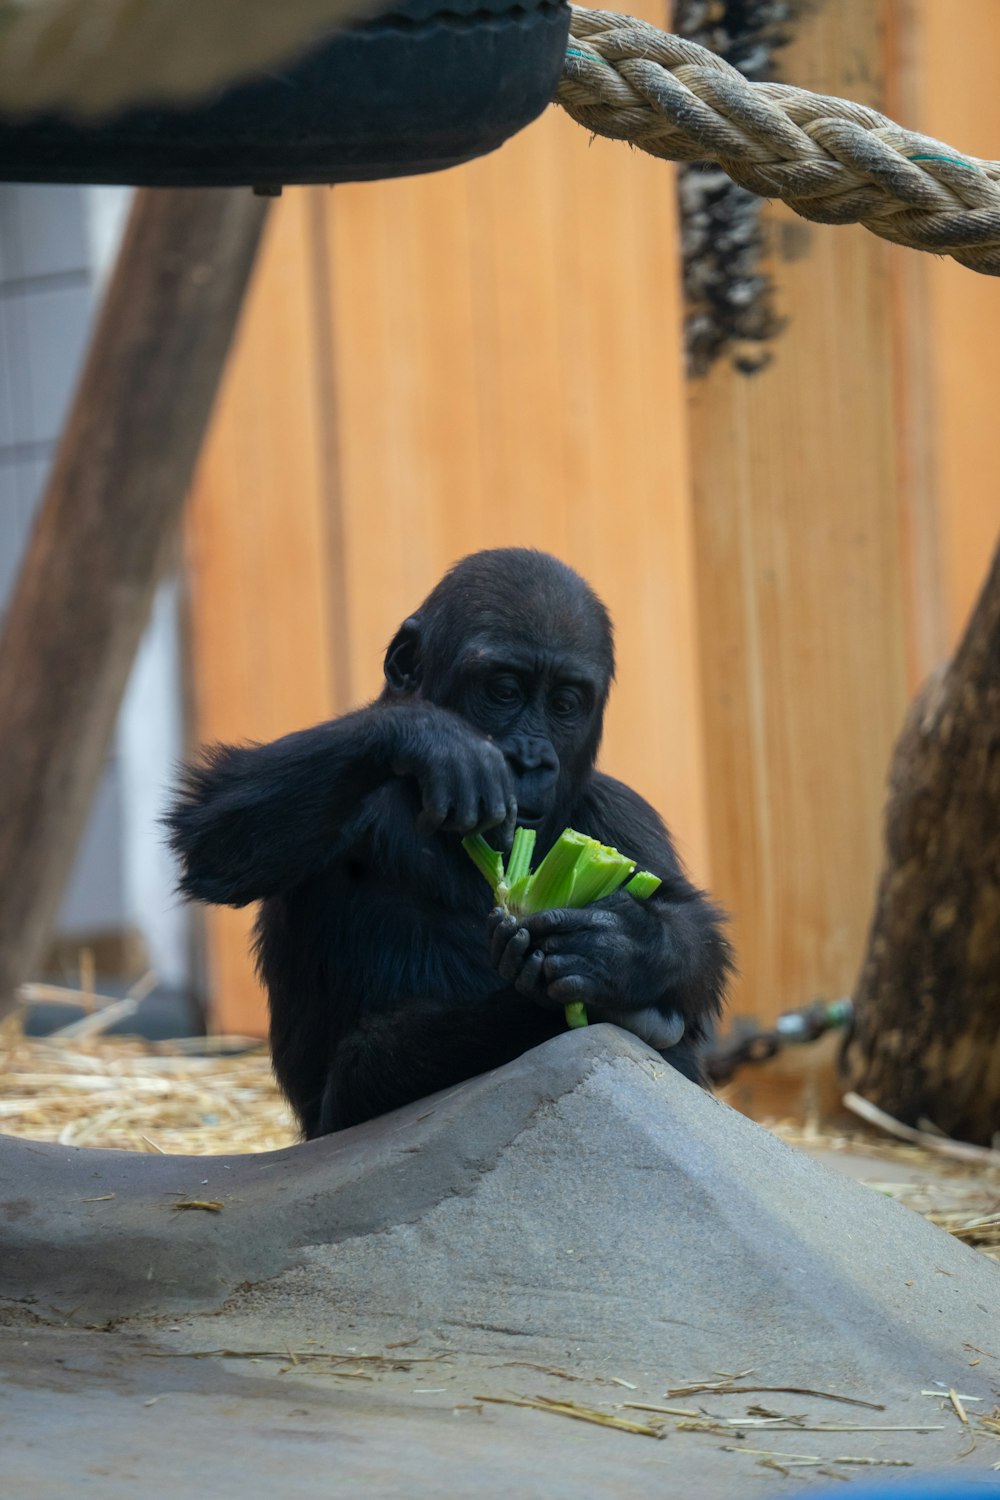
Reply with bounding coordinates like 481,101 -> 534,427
576,772 -> 675,860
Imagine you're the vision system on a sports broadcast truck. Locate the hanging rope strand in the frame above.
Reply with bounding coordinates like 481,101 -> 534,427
556,7 -> 1000,274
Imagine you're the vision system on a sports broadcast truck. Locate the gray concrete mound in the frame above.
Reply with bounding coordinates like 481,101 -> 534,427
2,1025 -> 998,1497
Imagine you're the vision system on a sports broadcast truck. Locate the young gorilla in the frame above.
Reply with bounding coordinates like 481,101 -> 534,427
169,549 -> 731,1136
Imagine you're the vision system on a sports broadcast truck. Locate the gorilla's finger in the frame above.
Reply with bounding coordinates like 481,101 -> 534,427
514,948 -> 545,997
498,793 -> 518,852
489,912 -> 522,971
476,794 -> 508,834
535,930 -> 594,956
541,952 -> 587,981
496,924 -> 531,982
522,908 -> 593,941
415,773 -> 449,835
447,767 -> 481,833
470,747 -> 516,845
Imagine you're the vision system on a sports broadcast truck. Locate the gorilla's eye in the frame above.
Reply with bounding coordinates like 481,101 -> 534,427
487,676 -> 521,706
550,688 -> 583,719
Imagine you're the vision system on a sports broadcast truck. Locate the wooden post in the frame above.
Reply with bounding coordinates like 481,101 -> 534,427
840,539 -> 1000,1144
0,188 -> 268,1017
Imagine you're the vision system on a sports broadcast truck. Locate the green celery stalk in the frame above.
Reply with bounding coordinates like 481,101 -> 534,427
625,869 -> 662,899
505,825 -> 536,888
461,833 -> 504,893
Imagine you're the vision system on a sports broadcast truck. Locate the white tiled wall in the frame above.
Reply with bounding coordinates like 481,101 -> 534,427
10,282 -> 95,444
0,183 -> 186,985
0,183 -> 89,279
0,184 -> 94,579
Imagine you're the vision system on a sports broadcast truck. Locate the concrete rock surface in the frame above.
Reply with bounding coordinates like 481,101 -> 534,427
2,1025 -> 998,1497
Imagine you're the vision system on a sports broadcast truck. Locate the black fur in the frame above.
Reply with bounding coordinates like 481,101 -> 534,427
168,549 -> 732,1135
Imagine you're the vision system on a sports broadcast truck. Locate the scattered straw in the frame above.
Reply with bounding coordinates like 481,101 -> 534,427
0,1008 -> 296,1155
149,1347 -> 441,1377
770,1121 -> 1000,1264
625,1406 -> 943,1434
662,1382 -> 884,1410
475,1393 -> 665,1437
501,1362 -> 582,1382
978,1407 -> 1000,1441
624,1403 -> 704,1418
724,1446 -> 912,1469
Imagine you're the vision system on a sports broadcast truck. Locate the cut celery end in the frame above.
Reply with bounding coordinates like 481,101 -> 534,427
564,1001 -> 588,1028
569,850 -> 635,907
625,869 -> 662,900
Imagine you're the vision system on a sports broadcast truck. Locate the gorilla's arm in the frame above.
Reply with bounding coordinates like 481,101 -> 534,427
167,703 -> 516,907
490,773 -> 732,1044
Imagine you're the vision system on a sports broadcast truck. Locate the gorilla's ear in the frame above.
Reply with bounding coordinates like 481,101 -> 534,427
384,616 -> 423,694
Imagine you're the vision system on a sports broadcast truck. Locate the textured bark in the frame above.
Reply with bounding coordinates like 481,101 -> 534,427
840,540 -> 1000,1144
0,188 -> 268,1017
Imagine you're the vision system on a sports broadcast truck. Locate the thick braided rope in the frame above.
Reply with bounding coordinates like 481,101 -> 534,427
556,7 -> 1000,275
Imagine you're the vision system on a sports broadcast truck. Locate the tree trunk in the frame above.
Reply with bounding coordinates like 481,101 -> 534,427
0,188 -> 269,1018
840,537 -> 1000,1144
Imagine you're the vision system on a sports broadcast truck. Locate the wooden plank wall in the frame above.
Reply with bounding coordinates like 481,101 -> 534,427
895,0 -> 1000,655
685,2 -> 911,1026
688,0 -> 1000,1045
185,0 -> 703,1033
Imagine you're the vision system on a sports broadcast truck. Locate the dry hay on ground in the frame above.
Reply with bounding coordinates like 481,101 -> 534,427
0,1010 -> 296,1155
770,1119 -> 1000,1264
0,1011 -> 997,1261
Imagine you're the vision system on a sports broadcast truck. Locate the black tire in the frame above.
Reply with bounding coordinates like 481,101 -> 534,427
0,0 -> 571,187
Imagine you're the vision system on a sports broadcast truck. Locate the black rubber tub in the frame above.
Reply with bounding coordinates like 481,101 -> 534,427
0,0 -> 570,187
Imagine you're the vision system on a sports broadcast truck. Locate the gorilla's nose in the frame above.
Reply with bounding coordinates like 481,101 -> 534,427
505,735 -> 558,776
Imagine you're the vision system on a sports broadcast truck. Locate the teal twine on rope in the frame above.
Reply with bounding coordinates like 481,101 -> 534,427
564,45 -> 615,69
908,153 -> 979,171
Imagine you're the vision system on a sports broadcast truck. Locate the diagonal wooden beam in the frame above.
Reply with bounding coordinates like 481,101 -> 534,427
0,187 -> 269,1016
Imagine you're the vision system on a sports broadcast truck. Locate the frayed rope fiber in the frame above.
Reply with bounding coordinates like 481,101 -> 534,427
556,7 -> 1000,275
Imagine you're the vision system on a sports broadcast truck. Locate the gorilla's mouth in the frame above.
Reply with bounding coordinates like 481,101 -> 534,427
515,808 -> 548,828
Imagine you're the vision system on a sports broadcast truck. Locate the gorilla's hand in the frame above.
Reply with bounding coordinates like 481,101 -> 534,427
488,892 -> 674,1012
488,896 -> 686,1050
388,705 -> 517,842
